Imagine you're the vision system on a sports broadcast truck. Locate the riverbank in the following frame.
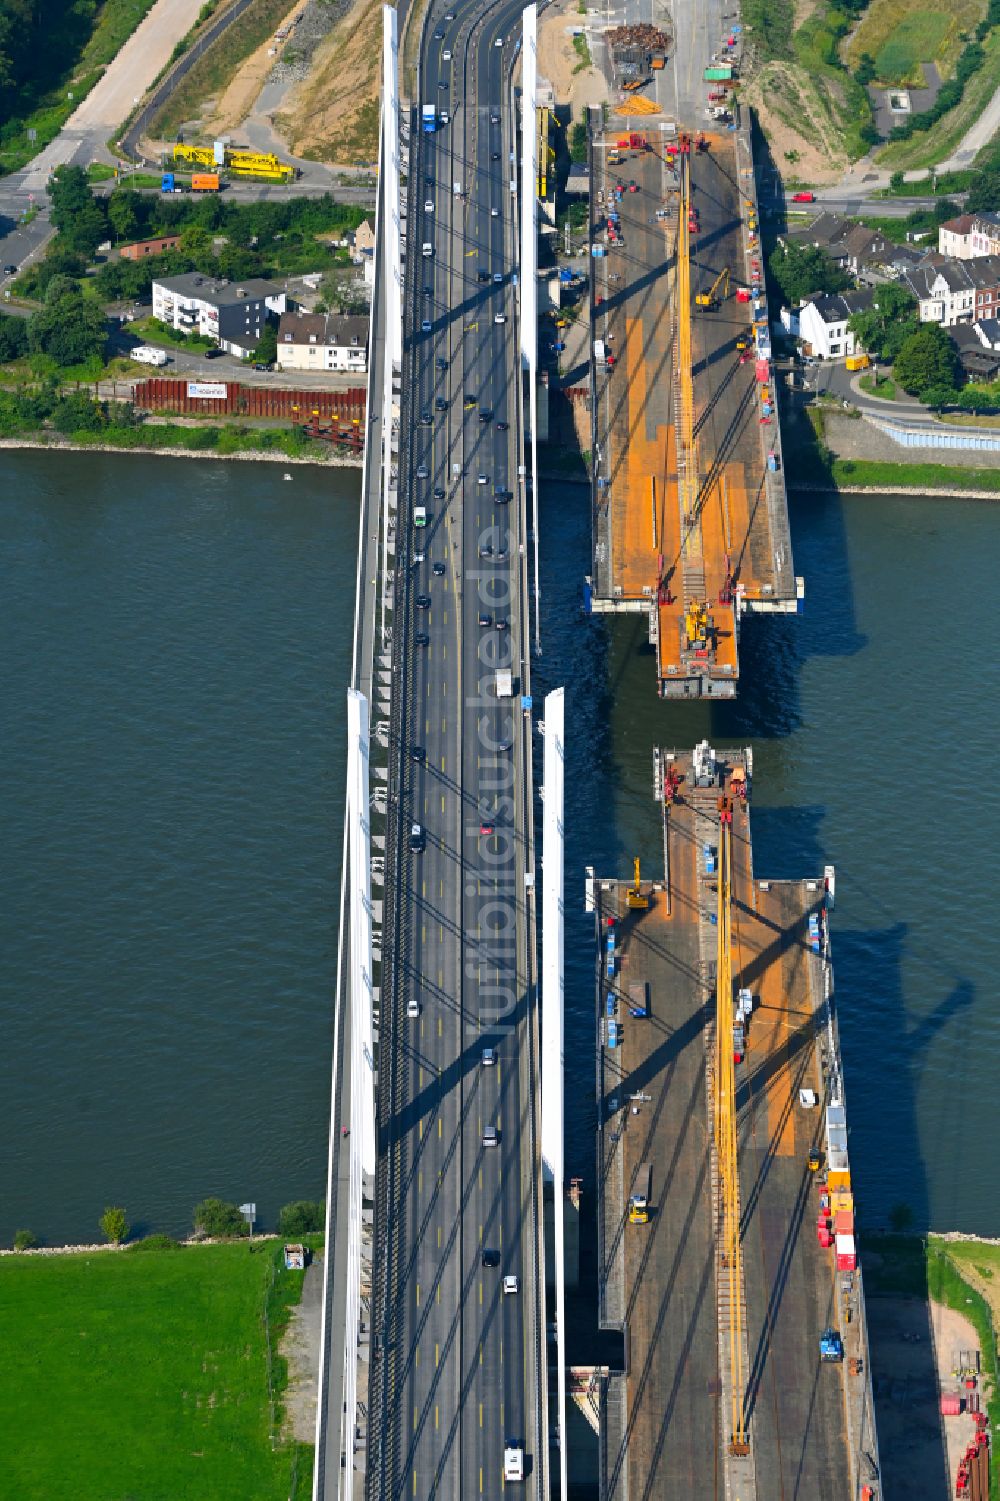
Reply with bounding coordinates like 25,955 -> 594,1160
0,435 -> 362,468
791,482 -> 1000,500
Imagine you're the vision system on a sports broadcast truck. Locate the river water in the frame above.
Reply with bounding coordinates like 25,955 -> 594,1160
1,453 -> 998,1243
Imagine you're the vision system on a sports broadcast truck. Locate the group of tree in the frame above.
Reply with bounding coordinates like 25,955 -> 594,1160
890,323 -> 963,404
846,284 -> 919,364
12,1197 -> 325,1252
0,280 -> 106,367
768,241 -> 849,304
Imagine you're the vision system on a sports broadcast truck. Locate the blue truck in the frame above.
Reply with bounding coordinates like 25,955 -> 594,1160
422,105 -> 437,133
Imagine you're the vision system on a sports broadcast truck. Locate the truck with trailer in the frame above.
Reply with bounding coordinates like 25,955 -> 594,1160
191,173 -> 220,192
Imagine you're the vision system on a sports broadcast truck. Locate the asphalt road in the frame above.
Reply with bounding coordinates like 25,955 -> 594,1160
370,1 -> 545,1498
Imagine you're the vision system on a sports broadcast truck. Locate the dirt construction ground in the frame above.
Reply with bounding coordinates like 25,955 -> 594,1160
867,1288 -> 983,1500
274,0 -> 381,165
200,0 -> 309,139
537,0 -> 608,114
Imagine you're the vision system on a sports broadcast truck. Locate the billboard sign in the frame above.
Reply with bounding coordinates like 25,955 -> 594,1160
186,382 -> 227,399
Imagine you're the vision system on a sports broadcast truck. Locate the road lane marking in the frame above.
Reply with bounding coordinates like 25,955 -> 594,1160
479,1279 -> 483,1305
436,1283 -> 441,1303
480,1402 -> 483,1428
435,1404 -> 439,1430
419,1119 -> 424,1140
438,1108 -> 442,1129
414,1405 -> 418,1431
435,1343 -> 440,1368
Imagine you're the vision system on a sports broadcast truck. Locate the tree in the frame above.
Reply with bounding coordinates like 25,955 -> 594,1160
99,1206 -> 129,1245
768,241 -> 849,304
568,120 -> 588,165
847,285 -> 917,361
107,188 -> 141,244
253,322 -> 278,364
52,393 -> 103,433
193,1197 -> 249,1237
922,383 -> 957,410
0,311 -> 29,362
278,1200 -> 325,1236
13,1229 -> 37,1251
966,171 -> 1000,215
28,288 -> 107,366
48,165 -> 109,257
892,323 -> 962,398
855,51 -> 876,86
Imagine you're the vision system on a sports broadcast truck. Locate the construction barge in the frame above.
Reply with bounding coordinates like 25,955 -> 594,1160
585,113 -> 801,698
590,743 -> 881,1499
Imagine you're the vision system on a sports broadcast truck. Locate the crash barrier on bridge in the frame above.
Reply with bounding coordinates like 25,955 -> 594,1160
130,379 -> 367,421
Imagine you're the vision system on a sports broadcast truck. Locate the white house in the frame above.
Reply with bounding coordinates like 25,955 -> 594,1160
904,261 -> 975,327
276,312 -> 370,374
798,290 -> 875,360
938,212 -> 1000,260
151,273 -> 286,357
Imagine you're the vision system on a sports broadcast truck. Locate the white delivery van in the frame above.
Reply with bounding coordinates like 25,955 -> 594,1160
504,1446 -> 524,1481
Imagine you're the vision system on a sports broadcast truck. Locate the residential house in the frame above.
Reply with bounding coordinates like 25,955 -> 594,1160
937,211 -> 1000,260
151,273 -> 287,356
119,234 -> 182,260
904,261 -> 976,326
276,311 -> 370,373
938,214 -> 977,259
798,289 -> 876,359
346,219 -> 376,263
966,254 -> 1000,322
950,321 -> 1000,380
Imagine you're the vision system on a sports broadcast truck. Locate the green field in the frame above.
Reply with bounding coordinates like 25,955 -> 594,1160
878,28 -> 1000,166
0,1242 -> 312,1500
875,11 -> 951,81
846,0 -> 986,80
831,457 -> 1000,489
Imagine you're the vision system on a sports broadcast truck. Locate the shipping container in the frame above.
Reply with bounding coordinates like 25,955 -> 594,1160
834,1209 -> 854,1234
835,1232 -> 856,1271
191,173 -> 220,192
827,1168 -> 851,1191
831,1189 -> 853,1213
941,1393 -> 964,1416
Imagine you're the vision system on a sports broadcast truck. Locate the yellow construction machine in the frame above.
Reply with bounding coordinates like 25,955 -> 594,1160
695,266 -> 730,310
626,857 -> 649,910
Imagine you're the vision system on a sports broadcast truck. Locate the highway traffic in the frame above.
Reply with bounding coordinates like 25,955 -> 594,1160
368,1 -> 546,1498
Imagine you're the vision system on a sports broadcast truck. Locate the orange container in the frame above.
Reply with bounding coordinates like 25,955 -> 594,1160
192,173 -> 220,192
827,1169 -> 851,1191
835,1209 -> 854,1234
831,1190 -> 854,1214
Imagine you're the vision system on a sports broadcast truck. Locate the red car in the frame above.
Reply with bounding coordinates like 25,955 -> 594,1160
792,191 -> 815,203
480,820 -> 495,837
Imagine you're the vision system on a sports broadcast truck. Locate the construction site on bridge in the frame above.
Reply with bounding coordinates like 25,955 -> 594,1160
585,114 -> 800,698
589,743 -> 881,1499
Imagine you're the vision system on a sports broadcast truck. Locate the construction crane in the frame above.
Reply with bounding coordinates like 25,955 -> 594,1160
716,792 -> 748,1455
675,153 -> 698,527
626,857 -> 649,910
695,266 -> 730,310
684,599 -> 710,649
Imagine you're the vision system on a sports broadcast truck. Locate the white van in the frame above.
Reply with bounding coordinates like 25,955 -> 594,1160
504,1446 -> 524,1481
422,242 -> 434,258
131,345 -> 168,366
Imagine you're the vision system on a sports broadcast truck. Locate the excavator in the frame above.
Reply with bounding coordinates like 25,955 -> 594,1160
695,266 -> 730,310
626,857 -> 649,910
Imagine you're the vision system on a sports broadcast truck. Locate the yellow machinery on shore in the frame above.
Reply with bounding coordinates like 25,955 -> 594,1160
172,143 -> 297,182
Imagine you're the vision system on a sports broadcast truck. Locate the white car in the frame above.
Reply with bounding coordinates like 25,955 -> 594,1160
495,35 -> 503,46
503,1275 -> 519,1295
407,999 -> 420,1018
424,199 -> 434,212
443,47 -> 451,59
491,207 -> 499,217
494,312 -> 506,324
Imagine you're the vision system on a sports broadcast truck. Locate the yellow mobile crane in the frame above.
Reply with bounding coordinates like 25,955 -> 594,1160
716,793 -> 748,1455
695,265 -> 730,310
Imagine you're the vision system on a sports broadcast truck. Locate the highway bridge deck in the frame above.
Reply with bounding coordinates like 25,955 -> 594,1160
594,747 -> 867,1499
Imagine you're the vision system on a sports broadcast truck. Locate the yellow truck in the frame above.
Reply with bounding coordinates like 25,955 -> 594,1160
845,353 -> 870,371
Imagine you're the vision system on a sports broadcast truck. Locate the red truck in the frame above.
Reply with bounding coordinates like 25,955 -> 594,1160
791,191 -> 815,202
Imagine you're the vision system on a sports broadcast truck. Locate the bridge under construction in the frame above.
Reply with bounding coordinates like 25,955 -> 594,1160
590,744 -> 881,1499
586,118 -> 800,697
